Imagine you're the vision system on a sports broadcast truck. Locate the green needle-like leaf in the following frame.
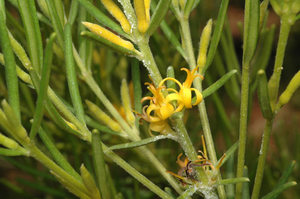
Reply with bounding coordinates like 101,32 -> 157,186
146,0 -> 172,36
217,177 -> 249,185
30,33 -> 56,139
243,0 -> 259,64
203,0 -> 229,73
0,1 -> 20,121
108,135 -> 176,151
92,131 -> 111,199
202,69 -> 238,98
65,23 -> 86,124
257,70 -> 273,119
261,181 -> 297,199
217,141 -> 238,168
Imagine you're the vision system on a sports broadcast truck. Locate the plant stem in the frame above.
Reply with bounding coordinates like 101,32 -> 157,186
251,120 -> 273,199
268,16 -> 291,110
27,143 -> 88,195
251,14 -> 292,199
137,37 -> 163,87
179,17 -> 226,199
235,61 -> 250,199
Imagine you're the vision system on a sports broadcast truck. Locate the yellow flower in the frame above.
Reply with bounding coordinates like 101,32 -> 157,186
159,66 -> 203,109
141,83 -> 180,122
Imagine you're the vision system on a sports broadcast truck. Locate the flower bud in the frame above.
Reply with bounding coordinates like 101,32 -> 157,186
278,70 -> 300,108
80,164 -> 101,199
86,100 -> 122,132
197,19 -> 212,71
121,79 -> 135,125
0,133 -> 19,149
100,0 -> 131,33
134,0 -> 149,33
82,22 -> 135,50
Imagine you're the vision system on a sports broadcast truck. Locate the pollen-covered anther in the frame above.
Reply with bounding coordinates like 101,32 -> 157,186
82,22 -> 135,51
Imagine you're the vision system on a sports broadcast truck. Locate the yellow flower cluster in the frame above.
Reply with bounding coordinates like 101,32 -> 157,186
141,67 -> 203,134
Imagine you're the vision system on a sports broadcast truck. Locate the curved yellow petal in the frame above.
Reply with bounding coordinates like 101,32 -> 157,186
82,22 -> 135,50
191,88 -> 203,105
146,104 -> 161,122
166,88 -> 178,93
181,88 -> 192,108
159,77 -> 183,89
100,0 -> 131,33
166,93 -> 181,103
141,96 -> 153,103
158,103 -> 174,120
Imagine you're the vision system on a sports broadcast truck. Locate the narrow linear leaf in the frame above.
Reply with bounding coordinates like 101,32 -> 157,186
68,0 -> 79,25
0,148 -> 25,156
261,181 -> 297,199
38,127 -> 81,181
217,177 -> 249,185
45,100 -> 84,137
81,31 -> 138,56
92,131 -> 111,199
204,0 -> 230,73
17,0 -> 43,73
202,69 -> 237,98
65,23 -> 86,124
0,1 -> 20,120
257,70 -> 273,119
147,0 -> 171,36
85,116 -> 121,136
250,26 -> 275,82
243,0 -> 259,64
103,143 -> 172,199
75,0 -> 129,39
53,0 -> 64,25
217,141 -> 238,168
149,2 -> 186,59
108,135 -> 176,151
274,161 -> 296,192
45,0 -> 64,47
30,33 -> 56,139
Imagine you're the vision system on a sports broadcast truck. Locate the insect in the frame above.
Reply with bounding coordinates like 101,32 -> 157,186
167,136 -> 226,185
